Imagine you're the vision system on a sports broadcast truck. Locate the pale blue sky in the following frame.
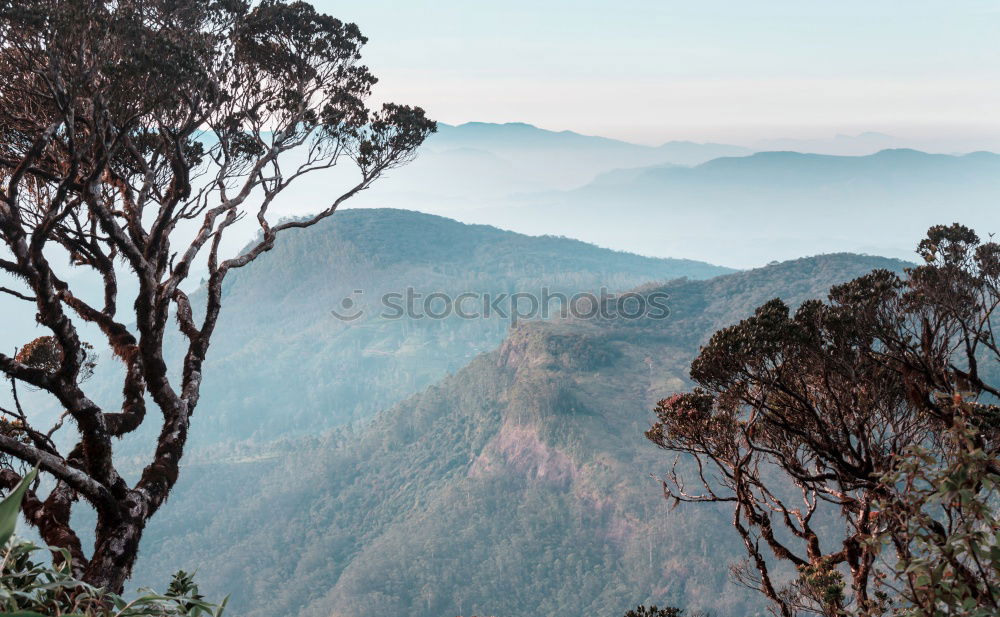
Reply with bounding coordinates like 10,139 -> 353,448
317,0 -> 1000,145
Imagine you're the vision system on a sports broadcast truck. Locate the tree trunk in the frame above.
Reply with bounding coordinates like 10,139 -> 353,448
82,500 -> 147,593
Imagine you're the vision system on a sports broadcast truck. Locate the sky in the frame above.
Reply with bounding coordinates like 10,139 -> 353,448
316,0 -> 1000,146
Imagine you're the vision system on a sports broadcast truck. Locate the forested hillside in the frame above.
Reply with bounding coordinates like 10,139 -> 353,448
126,252 -> 910,617
75,208 -> 731,451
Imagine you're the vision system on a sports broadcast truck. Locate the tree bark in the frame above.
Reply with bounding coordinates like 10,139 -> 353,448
83,493 -> 148,592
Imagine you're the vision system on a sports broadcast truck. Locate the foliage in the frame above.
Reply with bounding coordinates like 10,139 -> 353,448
1,540 -> 227,616
647,224 -> 1000,617
13,337 -> 96,382
0,470 -> 226,616
871,413 -> 1000,617
0,466 -> 35,548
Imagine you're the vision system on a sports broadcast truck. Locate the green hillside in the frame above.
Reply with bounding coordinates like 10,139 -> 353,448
126,252 -> 909,617
84,208 -> 730,451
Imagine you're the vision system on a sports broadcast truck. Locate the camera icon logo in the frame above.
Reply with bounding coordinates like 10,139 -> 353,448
330,290 -> 365,321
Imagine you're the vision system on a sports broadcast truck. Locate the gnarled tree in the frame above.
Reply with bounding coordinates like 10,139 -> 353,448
647,224 -> 1000,617
0,0 -> 434,591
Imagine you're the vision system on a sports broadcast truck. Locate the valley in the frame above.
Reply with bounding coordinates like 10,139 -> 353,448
119,230 -> 910,617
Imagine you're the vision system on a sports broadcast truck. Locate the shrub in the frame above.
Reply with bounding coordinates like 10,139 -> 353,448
0,469 -> 227,616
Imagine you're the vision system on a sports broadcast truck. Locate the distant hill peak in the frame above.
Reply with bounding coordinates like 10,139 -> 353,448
688,147 -> 1000,170
433,121 -> 749,154
450,121 -> 541,131
750,251 -> 914,273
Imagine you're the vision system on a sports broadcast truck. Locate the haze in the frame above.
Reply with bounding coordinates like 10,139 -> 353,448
321,0 -> 1000,149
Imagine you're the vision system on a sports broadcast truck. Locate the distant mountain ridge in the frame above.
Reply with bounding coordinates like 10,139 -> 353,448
472,147 -> 1000,268
579,148 -> 1000,194
644,148 -> 1000,183
264,122 -> 998,271
432,122 -> 751,160
331,122 -> 754,213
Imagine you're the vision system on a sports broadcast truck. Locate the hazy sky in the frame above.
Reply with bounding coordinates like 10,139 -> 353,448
316,0 -> 1000,145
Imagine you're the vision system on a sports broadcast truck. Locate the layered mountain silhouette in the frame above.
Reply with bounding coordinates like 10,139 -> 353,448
324,122 -> 754,212
475,149 -> 1000,267
234,123 -> 998,271
11,122 -> 991,617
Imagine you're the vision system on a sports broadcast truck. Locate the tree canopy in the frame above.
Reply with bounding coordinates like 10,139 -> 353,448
0,0 -> 433,591
649,224 -> 1000,616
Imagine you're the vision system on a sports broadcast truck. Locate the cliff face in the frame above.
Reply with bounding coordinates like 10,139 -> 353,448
468,422 -> 579,485
468,324 -> 616,486
128,253 -> 913,617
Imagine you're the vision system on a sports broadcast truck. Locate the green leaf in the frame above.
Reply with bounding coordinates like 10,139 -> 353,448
216,595 -> 229,617
0,467 -> 38,548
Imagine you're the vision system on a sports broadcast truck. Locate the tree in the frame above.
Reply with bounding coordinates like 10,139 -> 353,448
0,470 -> 226,615
647,224 -> 1000,617
0,0 -> 434,592
622,605 -> 685,617
875,414 -> 1000,617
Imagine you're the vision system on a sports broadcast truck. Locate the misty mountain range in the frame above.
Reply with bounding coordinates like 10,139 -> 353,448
145,121 -> 1000,273
4,123 -> 992,354
5,119 -> 996,617
322,122 -> 1000,268
480,148 -> 1000,266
